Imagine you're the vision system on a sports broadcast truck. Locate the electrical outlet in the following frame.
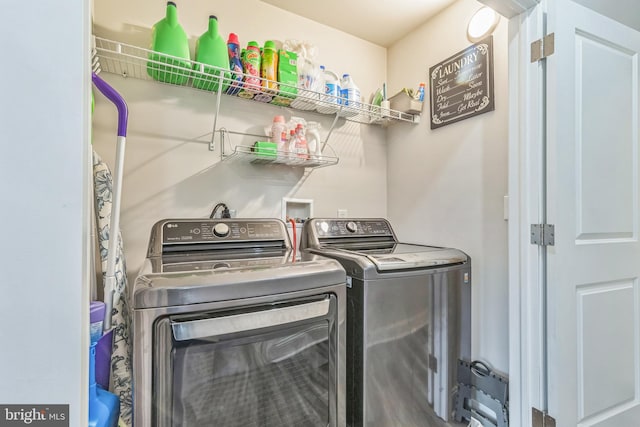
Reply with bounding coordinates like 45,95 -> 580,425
337,209 -> 348,218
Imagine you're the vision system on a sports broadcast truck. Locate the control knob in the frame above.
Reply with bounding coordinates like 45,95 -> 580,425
213,223 -> 230,237
346,221 -> 358,233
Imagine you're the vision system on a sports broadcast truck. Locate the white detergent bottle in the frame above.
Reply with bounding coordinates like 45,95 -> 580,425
339,73 -> 361,117
316,66 -> 341,114
270,115 -> 288,160
306,121 -> 322,160
270,115 -> 288,144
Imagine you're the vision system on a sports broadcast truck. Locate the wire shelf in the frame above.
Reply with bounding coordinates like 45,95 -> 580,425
93,37 -> 420,125
224,145 -> 339,169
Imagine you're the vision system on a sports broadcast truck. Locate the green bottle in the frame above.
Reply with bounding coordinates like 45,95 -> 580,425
147,2 -> 191,85
261,40 -> 278,93
193,16 -> 231,92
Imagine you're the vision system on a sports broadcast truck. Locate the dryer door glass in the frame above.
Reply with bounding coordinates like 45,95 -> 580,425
153,295 -> 337,427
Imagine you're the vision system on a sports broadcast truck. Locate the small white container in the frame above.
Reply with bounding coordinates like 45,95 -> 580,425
389,91 -> 424,114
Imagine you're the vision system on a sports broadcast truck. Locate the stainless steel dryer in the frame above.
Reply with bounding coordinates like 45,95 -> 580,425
132,218 -> 346,427
301,218 -> 471,427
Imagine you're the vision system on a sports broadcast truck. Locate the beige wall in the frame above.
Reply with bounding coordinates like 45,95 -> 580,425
387,0 -> 510,372
92,0 -> 390,281
93,0 -> 510,373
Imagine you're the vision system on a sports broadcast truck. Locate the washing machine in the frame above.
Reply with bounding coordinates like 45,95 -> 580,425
132,218 -> 346,427
300,218 -> 471,427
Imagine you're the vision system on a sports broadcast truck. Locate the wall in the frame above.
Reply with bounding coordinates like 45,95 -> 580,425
92,0 -> 389,281
387,0 -> 510,372
93,0 -> 510,374
0,1 -> 91,425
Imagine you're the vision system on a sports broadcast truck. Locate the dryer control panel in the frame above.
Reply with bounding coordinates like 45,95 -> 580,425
313,219 -> 394,238
147,219 -> 291,258
161,219 -> 286,244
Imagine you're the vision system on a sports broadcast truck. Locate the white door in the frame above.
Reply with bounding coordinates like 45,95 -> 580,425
546,0 -> 640,425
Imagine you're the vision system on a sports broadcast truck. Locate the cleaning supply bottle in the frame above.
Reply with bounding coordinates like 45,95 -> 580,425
193,15 -> 231,92
292,124 -> 309,160
261,40 -> 279,93
417,82 -> 426,102
306,121 -> 322,159
239,41 -> 261,99
147,2 -> 191,85
340,74 -> 361,117
276,130 -> 289,160
290,57 -> 320,110
287,129 -> 298,160
226,33 -> 243,95
316,66 -> 340,114
270,115 -> 288,145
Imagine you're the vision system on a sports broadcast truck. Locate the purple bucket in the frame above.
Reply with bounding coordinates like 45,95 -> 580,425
91,301 -> 113,390
95,329 -> 113,390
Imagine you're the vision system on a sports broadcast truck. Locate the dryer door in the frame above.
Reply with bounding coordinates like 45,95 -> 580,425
152,294 -> 338,427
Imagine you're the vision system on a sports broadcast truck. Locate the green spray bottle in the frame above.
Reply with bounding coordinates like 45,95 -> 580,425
193,15 -> 231,92
147,2 -> 191,85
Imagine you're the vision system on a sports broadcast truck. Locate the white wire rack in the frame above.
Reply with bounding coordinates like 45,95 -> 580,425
223,145 -> 339,168
93,37 -> 420,126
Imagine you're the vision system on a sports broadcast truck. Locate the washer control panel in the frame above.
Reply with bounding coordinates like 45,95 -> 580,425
314,219 -> 393,238
161,220 -> 285,244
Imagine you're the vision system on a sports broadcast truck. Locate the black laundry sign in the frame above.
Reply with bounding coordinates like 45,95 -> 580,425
429,36 -> 495,129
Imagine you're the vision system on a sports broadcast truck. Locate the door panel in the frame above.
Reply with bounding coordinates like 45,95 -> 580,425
575,31 -> 637,242
547,0 -> 640,425
577,280 -> 637,419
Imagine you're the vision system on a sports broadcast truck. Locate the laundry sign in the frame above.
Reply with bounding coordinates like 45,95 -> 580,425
429,36 -> 495,129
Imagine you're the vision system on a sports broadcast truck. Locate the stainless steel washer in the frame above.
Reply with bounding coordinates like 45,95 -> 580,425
301,218 -> 471,427
132,218 -> 346,427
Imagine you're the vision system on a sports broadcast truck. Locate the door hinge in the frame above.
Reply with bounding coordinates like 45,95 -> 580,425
531,33 -> 555,62
531,224 -> 555,246
428,354 -> 438,373
532,408 -> 556,427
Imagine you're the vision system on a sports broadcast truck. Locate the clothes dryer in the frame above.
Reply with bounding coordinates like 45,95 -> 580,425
301,218 -> 471,427
132,218 -> 346,427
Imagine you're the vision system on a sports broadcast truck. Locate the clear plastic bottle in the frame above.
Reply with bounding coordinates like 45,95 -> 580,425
340,74 -> 361,117
290,58 -> 321,110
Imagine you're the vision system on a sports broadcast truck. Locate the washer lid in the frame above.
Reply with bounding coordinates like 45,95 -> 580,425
360,245 -> 468,271
132,253 -> 346,309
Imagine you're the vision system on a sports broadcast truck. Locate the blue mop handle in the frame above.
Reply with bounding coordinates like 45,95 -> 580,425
92,73 -> 128,331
